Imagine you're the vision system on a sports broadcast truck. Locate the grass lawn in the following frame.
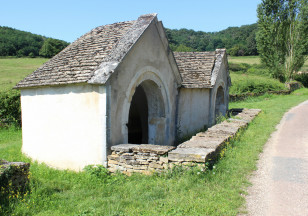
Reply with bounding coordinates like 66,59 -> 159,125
228,56 -> 261,65
1,89 -> 308,215
0,58 -> 49,91
228,55 -> 308,72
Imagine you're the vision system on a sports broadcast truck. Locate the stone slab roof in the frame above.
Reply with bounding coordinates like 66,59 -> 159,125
174,51 -> 216,88
16,14 -> 157,88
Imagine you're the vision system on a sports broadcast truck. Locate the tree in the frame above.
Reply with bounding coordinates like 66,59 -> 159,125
39,38 -> 69,58
256,0 -> 308,81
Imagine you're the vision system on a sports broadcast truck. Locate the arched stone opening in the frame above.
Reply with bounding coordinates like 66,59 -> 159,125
215,86 -> 226,120
127,79 -> 166,145
127,85 -> 148,144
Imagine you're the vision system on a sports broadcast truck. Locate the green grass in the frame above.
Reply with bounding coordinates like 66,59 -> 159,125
228,57 -> 288,94
228,56 -> 261,65
0,58 -> 49,91
1,89 -> 308,215
228,55 -> 308,72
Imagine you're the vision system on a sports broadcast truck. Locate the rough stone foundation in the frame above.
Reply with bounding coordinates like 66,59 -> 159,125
108,108 -> 261,174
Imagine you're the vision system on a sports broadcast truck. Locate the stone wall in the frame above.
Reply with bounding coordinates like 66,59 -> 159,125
0,160 -> 30,203
285,81 -> 302,91
108,144 -> 175,175
108,109 -> 261,174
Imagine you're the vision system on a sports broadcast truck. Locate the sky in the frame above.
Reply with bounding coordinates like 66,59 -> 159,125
1,0 -> 262,43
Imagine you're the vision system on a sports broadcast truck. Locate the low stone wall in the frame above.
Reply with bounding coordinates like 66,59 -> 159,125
108,144 -> 175,175
108,109 -> 261,174
285,81 -> 302,91
0,160 -> 30,202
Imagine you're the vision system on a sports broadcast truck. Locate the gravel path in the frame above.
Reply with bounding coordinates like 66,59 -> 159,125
243,100 -> 308,216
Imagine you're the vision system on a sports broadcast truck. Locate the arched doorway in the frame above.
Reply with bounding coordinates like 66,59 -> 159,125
127,79 -> 166,145
127,85 -> 148,144
215,86 -> 225,119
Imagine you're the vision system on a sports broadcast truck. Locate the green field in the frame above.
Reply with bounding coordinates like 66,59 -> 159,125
229,55 -> 308,72
228,56 -> 261,65
0,58 -> 49,91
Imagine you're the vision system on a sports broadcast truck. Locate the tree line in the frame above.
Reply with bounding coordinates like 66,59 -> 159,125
0,26 -> 69,58
1,24 -> 258,58
165,23 -> 258,56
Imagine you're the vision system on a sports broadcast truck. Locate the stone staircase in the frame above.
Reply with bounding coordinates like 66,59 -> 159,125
108,108 -> 261,174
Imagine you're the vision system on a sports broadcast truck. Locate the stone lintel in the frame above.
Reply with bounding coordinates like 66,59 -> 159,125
168,148 -> 215,163
132,144 -> 175,155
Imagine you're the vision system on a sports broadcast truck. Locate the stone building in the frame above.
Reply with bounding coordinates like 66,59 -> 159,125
16,14 -> 230,171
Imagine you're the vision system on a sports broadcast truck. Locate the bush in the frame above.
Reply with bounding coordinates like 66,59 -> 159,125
230,74 -> 287,94
0,90 -> 21,128
83,165 -> 110,180
294,73 -> 308,87
228,63 -> 250,72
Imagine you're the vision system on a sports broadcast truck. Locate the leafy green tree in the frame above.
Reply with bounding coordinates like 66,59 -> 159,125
39,38 -> 69,58
175,44 -> 195,52
256,0 -> 308,81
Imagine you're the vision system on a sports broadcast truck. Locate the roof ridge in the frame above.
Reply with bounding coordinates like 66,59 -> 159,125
88,14 -> 157,84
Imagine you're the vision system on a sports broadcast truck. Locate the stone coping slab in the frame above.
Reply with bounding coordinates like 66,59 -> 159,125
132,144 -> 175,155
168,148 -> 215,162
178,139 -> 222,149
111,144 -> 175,155
108,108 -> 262,174
169,108 -> 262,163
111,144 -> 140,153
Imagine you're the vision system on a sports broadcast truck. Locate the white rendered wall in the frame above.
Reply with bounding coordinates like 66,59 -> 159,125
177,88 -> 210,140
20,84 -> 107,171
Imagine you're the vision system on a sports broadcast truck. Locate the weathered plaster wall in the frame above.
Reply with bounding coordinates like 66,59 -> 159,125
177,88 -> 210,140
107,18 -> 180,148
209,52 -> 230,125
20,84 -> 107,171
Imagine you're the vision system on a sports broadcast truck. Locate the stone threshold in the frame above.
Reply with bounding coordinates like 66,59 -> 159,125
108,108 -> 261,175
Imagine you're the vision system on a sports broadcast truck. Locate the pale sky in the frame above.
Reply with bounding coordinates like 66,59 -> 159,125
0,0 -> 262,42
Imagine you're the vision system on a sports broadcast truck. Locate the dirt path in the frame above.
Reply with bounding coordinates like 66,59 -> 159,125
243,100 -> 308,216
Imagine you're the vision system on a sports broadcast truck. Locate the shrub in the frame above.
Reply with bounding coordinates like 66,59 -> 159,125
294,73 -> 308,87
0,90 -> 21,128
83,165 -> 110,180
230,74 -> 287,94
228,63 -> 250,72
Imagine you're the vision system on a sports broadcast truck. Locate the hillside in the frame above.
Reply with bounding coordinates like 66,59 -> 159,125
0,26 -> 69,57
165,23 -> 258,56
0,23 -> 257,58
0,58 -> 49,91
